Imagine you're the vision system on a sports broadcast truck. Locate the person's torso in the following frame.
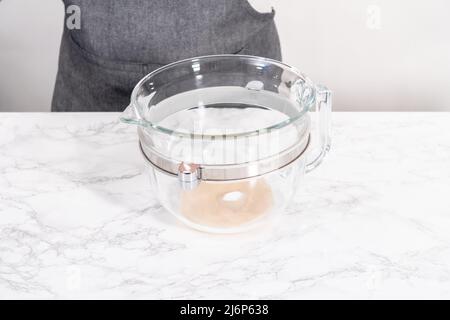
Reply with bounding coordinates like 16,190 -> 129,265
64,0 -> 275,64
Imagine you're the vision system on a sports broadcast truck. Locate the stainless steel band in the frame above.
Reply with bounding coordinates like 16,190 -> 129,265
138,134 -> 310,183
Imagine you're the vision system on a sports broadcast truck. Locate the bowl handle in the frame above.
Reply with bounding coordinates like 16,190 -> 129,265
306,85 -> 332,173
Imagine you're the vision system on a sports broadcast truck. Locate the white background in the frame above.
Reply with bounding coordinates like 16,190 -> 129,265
0,0 -> 449,111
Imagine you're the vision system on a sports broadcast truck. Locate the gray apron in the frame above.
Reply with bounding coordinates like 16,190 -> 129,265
52,0 -> 282,112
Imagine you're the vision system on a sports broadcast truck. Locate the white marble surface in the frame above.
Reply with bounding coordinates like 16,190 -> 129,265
1,112 -> 450,299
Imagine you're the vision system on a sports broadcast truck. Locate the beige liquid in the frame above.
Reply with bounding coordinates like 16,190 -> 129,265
180,178 -> 273,228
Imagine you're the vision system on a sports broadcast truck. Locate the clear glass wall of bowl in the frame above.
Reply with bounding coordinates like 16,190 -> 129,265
121,55 -> 331,233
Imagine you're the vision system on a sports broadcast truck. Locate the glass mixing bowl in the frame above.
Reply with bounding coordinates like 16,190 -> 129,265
121,55 -> 331,233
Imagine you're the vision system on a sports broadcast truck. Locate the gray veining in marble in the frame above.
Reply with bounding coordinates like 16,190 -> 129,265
1,112 -> 450,299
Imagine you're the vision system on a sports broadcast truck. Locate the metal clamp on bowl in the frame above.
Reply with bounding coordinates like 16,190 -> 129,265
138,134 -> 311,190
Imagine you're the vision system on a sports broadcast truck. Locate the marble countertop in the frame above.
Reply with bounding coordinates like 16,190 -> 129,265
1,112 -> 450,299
